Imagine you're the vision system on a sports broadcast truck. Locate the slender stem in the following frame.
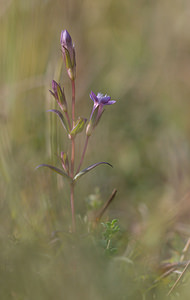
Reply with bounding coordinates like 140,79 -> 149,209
70,182 -> 76,232
106,239 -> 111,250
70,80 -> 75,177
71,80 -> 75,126
167,261 -> 190,296
76,135 -> 89,174
70,79 -> 76,232
71,137 -> 75,177
95,188 -> 117,222
65,111 -> 71,131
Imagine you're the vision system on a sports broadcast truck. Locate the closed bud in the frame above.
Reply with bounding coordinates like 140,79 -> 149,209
60,30 -> 76,80
61,151 -> 69,174
50,80 -> 67,112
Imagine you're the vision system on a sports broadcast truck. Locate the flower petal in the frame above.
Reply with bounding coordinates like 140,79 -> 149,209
104,100 -> 116,105
90,91 -> 98,103
100,97 -> 111,104
60,30 -> 73,51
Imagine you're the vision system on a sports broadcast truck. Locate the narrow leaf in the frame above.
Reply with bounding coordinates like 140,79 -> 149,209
73,162 -> 113,181
47,109 -> 69,132
36,164 -> 70,180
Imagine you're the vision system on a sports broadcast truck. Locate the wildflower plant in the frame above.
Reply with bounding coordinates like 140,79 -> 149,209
36,30 -> 116,232
101,219 -> 120,255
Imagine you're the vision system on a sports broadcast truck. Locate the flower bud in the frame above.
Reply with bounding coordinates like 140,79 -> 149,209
50,80 -> 67,112
61,151 -> 69,174
60,30 -> 76,80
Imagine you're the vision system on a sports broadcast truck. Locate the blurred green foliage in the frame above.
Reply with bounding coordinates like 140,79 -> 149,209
1,0 -> 190,298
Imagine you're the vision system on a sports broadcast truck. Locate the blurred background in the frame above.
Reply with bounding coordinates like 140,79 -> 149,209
1,0 -> 190,298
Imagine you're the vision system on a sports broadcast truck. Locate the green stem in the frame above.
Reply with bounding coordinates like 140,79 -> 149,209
106,239 -> 111,250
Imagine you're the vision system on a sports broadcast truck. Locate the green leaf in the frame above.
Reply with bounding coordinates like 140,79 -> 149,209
70,117 -> 87,137
47,109 -> 69,132
73,162 -> 113,181
36,164 -> 70,180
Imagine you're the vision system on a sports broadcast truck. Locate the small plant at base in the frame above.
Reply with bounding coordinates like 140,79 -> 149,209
36,29 -> 116,233
101,219 -> 120,255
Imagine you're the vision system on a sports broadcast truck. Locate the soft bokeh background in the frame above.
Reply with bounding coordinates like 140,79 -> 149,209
1,0 -> 190,299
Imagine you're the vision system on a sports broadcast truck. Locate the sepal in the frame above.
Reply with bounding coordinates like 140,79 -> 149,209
69,117 -> 87,138
86,107 -> 104,136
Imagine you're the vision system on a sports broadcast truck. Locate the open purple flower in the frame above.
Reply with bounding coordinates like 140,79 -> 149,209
86,91 -> 116,136
90,91 -> 116,119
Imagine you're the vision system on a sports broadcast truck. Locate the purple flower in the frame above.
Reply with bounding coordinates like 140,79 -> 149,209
90,91 -> 116,106
89,91 -> 116,119
86,91 -> 116,136
60,30 -> 76,80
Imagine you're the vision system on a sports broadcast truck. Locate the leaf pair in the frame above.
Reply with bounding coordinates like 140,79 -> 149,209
36,161 -> 112,182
